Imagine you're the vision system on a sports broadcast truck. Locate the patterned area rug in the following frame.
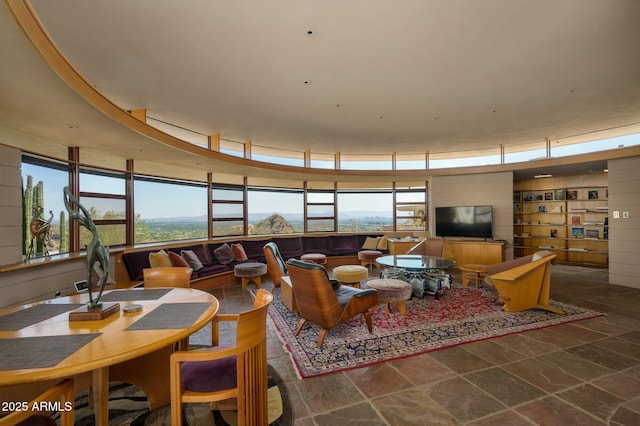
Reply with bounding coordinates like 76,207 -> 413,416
268,282 -> 604,379
69,364 -> 291,425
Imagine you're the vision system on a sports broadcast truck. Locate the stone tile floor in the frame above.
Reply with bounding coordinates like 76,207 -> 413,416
199,264 -> 640,425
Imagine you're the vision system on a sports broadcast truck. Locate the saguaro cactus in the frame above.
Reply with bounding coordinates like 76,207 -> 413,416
34,181 -> 45,255
23,175 -> 33,255
60,211 -> 68,253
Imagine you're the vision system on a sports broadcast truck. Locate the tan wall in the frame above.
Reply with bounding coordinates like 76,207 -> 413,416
608,157 -> 640,288
429,171 -> 514,260
0,145 -> 23,265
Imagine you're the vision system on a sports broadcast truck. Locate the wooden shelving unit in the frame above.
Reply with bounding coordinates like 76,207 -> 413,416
513,180 -> 608,267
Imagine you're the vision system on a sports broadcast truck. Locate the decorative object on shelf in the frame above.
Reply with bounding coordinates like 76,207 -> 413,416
538,205 -> 547,212
588,190 -> 599,199
554,189 -> 565,200
63,186 -> 119,320
550,229 -> 558,238
571,216 -> 581,225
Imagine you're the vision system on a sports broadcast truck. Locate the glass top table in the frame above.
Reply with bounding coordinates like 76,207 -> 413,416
376,255 -> 457,271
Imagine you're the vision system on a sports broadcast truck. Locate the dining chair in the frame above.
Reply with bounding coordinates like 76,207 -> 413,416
263,242 -> 287,287
143,266 -> 193,350
143,266 -> 193,288
0,378 -> 75,426
170,289 -> 273,426
286,259 -> 379,348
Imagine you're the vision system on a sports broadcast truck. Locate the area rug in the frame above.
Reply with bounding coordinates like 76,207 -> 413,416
268,282 -> 604,379
68,363 -> 291,425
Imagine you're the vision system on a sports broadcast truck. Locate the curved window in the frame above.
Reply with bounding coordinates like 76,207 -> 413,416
248,188 -> 303,235
337,191 -> 392,232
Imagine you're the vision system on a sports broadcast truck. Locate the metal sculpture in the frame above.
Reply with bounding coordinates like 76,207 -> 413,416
63,186 -> 109,309
26,206 -> 53,259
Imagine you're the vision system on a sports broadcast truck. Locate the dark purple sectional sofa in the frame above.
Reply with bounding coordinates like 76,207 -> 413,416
120,234 -> 385,285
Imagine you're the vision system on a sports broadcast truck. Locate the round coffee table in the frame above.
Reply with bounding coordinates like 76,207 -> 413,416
234,262 -> 267,289
332,265 -> 368,288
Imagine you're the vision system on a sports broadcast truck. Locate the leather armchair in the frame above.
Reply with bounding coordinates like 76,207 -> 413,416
485,250 -> 564,314
286,259 -> 379,348
263,242 -> 287,287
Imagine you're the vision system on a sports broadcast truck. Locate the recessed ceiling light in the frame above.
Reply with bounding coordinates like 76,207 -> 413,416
64,125 -> 78,130
303,80 -> 312,85
306,29 -> 316,37
378,116 -> 385,119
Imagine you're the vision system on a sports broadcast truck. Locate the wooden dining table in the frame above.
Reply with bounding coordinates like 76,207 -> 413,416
0,287 -> 219,425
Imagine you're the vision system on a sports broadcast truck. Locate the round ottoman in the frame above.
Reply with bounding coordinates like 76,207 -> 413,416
300,253 -> 327,265
358,250 -> 383,270
234,262 -> 267,289
332,265 -> 368,288
366,278 -> 412,315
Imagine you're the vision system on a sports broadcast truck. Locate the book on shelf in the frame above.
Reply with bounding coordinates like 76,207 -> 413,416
572,227 -> 585,238
571,216 -> 581,225
569,208 -> 588,213
538,245 -> 553,249
544,192 -> 553,200
595,206 -> 608,211
568,247 -> 588,251
583,221 -> 604,225
585,229 -> 599,239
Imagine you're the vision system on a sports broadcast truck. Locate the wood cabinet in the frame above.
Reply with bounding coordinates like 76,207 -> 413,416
513,179 -> 608,267
443,240 -> 504,265
387,237 -> 425,254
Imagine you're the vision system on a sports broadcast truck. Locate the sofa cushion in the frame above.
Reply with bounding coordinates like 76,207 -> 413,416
276,237 -> 304,259
329,235 -> 360,255
167,244 -> 210,265
214,243 -> 235,264
181,351 -> 236,392
377,236 -> 388,250
122,250 -> 153,281
239,239 -> 269,263
195,263 -> 231,278
149,249 -> 171,268
361,236 -> 380,250
168,251 -> 190,268
301,236 -> 332,255
231,243 -> 248,262
181,249 -> 204,271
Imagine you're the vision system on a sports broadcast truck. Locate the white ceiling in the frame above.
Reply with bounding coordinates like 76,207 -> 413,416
1,0 -> 639,178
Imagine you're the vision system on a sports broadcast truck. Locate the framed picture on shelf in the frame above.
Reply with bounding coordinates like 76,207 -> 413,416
572,227 -> 585,238
544,192 -> 553,200
586,229 -> 599,239
567,190 -> 578,200
533,193 -> 543,201
538,205 -> 547,212
588,190 -> 599,199
523,192 -> 533,201
550,229 -> 558,238
571,215 -> 581,225
513,191 -> 521,201
554,189 -> 565,200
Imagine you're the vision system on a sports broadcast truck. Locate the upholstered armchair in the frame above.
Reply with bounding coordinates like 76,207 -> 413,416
263,242 -> 287,287
485,250 -> 564,314
286,259 -> 379,348
406,237 -> 446,257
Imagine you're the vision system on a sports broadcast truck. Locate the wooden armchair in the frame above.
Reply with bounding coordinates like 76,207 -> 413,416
170,289 -> 273,426
263,242 -> 287,287
0,378 -> 75,426
486,250 -> 564,314
286,259 -> 379,348
407,237 -> 446,257
143,267 -> 193,288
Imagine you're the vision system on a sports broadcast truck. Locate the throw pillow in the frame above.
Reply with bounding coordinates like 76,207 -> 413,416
181,249 -> 204,271
377,236 -> 388,250
231,243 -> 248,262
214,243 -> 235,265
168,251 -> 190,268
149,250 -> 171,268
361,236 -> 380,250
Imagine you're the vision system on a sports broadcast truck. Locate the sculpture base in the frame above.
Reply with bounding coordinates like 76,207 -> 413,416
69,302 -> 120,321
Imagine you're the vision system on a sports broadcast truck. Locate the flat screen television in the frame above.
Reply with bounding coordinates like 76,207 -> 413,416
435,205 -> 493,239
